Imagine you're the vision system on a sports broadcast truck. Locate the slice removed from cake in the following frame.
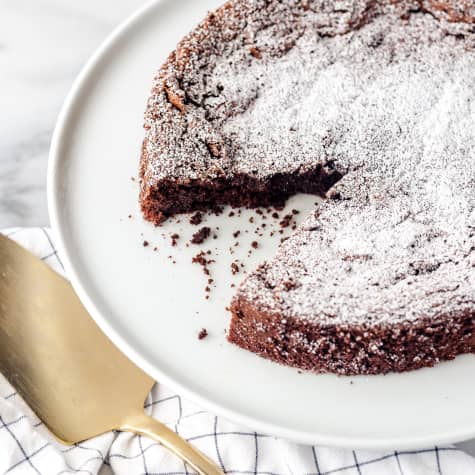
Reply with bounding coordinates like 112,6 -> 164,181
140,0 -> 475,374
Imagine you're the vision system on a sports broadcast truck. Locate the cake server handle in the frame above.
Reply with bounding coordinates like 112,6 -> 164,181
121,411 -> 224,475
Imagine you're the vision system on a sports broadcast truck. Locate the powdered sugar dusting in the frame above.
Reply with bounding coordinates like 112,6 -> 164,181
142,0 -> 475,326
142,0 -> 388,183
226,9 -> 475,325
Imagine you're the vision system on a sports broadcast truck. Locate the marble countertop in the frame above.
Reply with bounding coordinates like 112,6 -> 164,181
0,0 -> 146,228
1,0 -> 475,455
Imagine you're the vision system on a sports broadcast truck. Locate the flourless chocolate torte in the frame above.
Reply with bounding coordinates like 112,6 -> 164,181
140,0 -> 475,375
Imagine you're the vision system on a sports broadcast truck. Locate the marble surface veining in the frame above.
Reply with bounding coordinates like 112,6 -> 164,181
0,0 -> 474,455
0,0 -> 146,227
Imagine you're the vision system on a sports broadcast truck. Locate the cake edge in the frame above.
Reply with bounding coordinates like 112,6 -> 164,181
229,294 -> 475,375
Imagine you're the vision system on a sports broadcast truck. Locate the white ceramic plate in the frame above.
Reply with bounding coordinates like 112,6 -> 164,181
48,0 -> 475,448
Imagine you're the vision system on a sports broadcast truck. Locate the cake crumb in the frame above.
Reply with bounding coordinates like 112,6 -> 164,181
192,251 -> 207,268
228,211 -> 235,217
251,241 -> 259,249
190,212 -> 203,225
233,230 -> 241,238
198,328 -> 208,340
280,214 -> 293,228
192,250 -> 215,276
191,226 -> 211,244
143,240 -> 149,247
231,262 -> 240,275
171,233 -> 180,246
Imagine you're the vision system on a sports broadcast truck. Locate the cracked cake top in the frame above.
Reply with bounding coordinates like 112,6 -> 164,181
141,0 -> 475,326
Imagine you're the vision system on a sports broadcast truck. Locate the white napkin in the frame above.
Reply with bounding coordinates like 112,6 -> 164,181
1,227 -> 474,475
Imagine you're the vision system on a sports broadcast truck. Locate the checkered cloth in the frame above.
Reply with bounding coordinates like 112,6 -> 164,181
1,228 -> 475,475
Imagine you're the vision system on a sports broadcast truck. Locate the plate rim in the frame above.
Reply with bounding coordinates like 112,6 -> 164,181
47,0 -> 475,449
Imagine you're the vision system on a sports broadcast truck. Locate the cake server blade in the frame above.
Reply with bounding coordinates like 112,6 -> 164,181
0,233 -> 223,475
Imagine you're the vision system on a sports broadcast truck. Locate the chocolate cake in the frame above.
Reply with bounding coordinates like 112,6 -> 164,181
140,0 -> 475,375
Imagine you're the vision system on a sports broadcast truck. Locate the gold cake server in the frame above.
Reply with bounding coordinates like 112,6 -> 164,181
0,233 -> 223,475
